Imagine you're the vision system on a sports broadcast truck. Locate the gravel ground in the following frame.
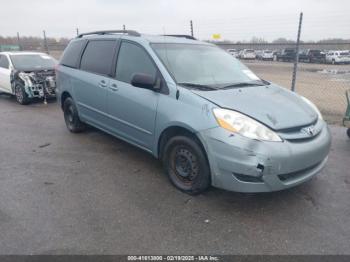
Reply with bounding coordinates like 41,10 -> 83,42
0,95 -> 349,255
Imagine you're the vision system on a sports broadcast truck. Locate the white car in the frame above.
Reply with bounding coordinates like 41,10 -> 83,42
0,52 -> 57,104
257,50 -> 273,60
226,49 -> 239,58
239,49 -> 256,60
325,50 -> 350,64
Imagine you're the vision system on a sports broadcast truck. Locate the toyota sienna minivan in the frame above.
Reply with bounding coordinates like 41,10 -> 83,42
56,30 -> 331,195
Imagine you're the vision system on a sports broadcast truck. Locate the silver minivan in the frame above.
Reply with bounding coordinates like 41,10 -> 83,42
57,30 -> 331,195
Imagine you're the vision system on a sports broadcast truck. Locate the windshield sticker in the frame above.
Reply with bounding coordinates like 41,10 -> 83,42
243,69 -> 260,80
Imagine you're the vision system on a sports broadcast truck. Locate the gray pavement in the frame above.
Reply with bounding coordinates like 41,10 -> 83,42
0,94 -> 349,255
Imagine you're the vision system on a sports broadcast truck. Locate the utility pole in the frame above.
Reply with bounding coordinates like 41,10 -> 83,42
291,12 -> 303,92
123,24 -> 126,31
16,32 -> 21,51
43,30 -> 49,54
190,20 -> 194,37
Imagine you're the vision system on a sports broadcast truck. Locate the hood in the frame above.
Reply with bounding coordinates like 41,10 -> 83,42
190,84 -> 317,130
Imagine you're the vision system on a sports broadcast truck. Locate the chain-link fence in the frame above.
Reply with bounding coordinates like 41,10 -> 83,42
1,13 -> 349,125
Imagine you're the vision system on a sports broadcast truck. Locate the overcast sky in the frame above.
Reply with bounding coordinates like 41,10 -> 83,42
1,0 -> 349,41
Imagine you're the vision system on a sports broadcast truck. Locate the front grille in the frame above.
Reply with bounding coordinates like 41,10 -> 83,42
278,162 -> 321,182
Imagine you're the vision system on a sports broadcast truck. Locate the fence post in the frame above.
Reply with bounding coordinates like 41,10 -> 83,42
291,12 -> 303,92
43,30 -> 49,54
190,20 -> 194,37
16,32 -> 22,51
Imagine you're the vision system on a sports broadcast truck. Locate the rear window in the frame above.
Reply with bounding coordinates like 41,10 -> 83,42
80,40 -> 116,76
60,40 -> 86,68
246,49 -> 254,53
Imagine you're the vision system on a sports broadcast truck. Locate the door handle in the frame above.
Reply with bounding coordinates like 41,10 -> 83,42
109,83 -> 118,91
98,80 -> 107,88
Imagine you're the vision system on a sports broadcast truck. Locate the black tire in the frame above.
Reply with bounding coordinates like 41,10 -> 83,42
63,97 -> 86,133
15,84 -> 30,105
162,135 -> 211,195
347,128 -> 350,138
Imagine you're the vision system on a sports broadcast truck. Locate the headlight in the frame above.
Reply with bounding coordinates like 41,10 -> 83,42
213,108 -> 282,142
301,96 -> 323,120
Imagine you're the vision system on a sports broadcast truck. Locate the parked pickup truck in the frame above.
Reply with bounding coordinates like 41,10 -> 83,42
274,48 -> 296,62
299,49 -> 325,63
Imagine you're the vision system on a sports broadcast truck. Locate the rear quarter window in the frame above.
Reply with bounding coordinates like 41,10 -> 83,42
60,40 -> 86,68
80,40 -> 116,76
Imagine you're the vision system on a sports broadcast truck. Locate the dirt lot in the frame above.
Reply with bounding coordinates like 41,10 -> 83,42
0,95 -> 349,255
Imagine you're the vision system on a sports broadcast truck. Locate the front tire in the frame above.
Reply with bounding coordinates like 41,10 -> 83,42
163,135 -> 211,195
15,84 -> 30,105
63,97 -> 86,133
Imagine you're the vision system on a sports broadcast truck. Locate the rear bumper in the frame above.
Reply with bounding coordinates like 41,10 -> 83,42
197,122 -> 331,192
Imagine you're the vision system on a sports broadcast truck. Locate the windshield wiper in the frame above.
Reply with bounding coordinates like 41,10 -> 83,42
221,81 -> 266,90
178,82 -> 218,91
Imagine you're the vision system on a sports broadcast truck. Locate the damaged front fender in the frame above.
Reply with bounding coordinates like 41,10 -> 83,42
11,69 -> 56,100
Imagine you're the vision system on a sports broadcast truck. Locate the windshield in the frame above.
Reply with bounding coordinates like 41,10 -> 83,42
152,43 -> 262,87
10,54 -> 56,70
340,51 -> 350,56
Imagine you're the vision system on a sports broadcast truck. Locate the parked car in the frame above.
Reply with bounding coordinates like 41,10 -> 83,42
325,50 -> 350,64
0,51 -> 57,104
226,49 -> 239,58
57,30 -> 331,194
275,48 -> 296,62
299,49 -> 325,63
239,49 -> 256,60
256,50 -> 273,61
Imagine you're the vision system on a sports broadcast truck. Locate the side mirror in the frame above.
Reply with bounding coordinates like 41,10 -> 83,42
131,73 -> 157,90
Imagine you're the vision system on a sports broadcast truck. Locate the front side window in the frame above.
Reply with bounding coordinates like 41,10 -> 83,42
0,55 -> 9,69
116,42 -> 157,84
152,43 -> 261,87
80,40 -> 116,76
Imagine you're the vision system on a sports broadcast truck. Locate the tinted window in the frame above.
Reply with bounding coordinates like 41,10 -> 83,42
80,40 -> 115,75
60,40 -> 85,68
116,42 -> 157,83
0,55 -> 9,69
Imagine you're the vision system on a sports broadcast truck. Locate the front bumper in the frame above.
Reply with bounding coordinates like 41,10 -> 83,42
197,122 -> 331,192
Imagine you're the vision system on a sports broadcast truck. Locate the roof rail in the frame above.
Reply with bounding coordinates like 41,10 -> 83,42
77,30 -> 141,38
163,34 -> 197,40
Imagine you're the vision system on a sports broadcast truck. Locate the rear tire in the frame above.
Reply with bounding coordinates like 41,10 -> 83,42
15,84 -> 30,105
63,97 -> 86,133
163,135 -> 211,195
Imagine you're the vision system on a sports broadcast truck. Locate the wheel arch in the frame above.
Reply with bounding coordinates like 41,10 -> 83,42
60,91 -> 72,109
157,125 -> 208,161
